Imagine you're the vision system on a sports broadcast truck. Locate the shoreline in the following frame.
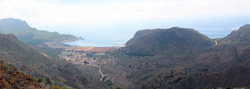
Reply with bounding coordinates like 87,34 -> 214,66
44,40 -> 122,53
64,40 -> 125,48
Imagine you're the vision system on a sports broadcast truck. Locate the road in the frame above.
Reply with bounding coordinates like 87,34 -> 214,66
98,65 -> 106,81
212,39 -> 219,47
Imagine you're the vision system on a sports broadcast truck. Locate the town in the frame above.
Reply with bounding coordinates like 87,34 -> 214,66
59,48 -> 107,67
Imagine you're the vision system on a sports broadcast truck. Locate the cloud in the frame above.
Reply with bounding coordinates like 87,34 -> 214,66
0,0 -> 250,27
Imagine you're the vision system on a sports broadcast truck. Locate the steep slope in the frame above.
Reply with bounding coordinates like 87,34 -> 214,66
195,46 -> 250,71
112,25 -> 250,89
195,24 -> 250,71
219,24 -> 250,46
0,60 -> 45,89
138,63 -> 250,89
219,63 -> 250,87
0,18 -> 81,45
123,27 -> 214,56
0,33 -> 89,89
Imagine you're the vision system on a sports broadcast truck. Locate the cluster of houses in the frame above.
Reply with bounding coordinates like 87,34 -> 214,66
59,49 -> 106,66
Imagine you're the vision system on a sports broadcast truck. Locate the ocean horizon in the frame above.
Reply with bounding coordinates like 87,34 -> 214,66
64,27 -> 237,47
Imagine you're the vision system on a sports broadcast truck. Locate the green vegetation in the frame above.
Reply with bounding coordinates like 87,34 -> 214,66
226,86 -> 232,89
114,87 -> 123,89
45,77 -> 52,85
0,18 -> 80,45
104,80 -> 112,86
126,75 -> 132,79
50,85 -> 70,89
200,68 -> 208,72
37,77 -> 43,83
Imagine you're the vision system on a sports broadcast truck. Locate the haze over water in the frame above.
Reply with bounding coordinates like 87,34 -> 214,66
1,0 -> 250,47
64,26 -> 238,47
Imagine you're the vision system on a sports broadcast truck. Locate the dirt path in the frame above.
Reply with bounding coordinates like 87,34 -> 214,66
98,65 -> 106,81
111,65 -> 121,86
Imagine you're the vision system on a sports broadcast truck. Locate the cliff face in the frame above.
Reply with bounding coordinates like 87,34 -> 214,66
123,27 -> 213,56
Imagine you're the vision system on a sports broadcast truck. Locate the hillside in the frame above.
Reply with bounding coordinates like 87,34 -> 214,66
219,24 -> 250,46
139,63 -> 250,89
122,27 -> 214,56
194,45 -> 250,72
0,33 -> 93,89
0,18 -> 81,45
0,60 -> 45,89
102,25 -> 250,89
195,24 -> 250,71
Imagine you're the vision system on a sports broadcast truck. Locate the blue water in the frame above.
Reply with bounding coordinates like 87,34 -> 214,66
64,40 -> 125,47
64,27 -> 238,47
195,27 -> 238,39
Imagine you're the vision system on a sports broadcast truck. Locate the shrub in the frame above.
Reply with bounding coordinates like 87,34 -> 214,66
37,78 -> 43,83
45,77 -> 52,85
226,86 -> 232,89
50,85 -> 60,89
114,87 -> 123,89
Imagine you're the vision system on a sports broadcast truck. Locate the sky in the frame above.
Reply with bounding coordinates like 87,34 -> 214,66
1,0 -> 250,44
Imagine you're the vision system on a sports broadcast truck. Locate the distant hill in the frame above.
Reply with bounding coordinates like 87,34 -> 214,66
0,60 -> 45,89
109,25 -> 250,89
0,18 -> 81,45
123,27 -> 214,56
195,24 -> 250,71
0,33 -> 89,88
219,24 -> 250,46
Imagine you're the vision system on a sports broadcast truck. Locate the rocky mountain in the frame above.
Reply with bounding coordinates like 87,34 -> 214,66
0,33 -> 91,89
195,24 -> 250,71
0,18 -> 81,46
219,24 -> 250,46
106,25 -> 250,89
0,60 -> 45,89
123,27 -> 214,56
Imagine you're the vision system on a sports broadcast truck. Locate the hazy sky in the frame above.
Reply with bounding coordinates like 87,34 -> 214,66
1,0 -> 250,43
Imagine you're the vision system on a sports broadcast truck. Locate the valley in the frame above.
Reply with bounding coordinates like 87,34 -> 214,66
31,25 -> 250,89
0,18 -> 250,89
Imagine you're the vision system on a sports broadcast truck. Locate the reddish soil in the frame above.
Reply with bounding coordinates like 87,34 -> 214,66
76,47 -> 118,53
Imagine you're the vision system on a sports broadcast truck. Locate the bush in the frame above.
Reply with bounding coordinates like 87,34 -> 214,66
226,86 -> 232,89
50,85 -> 70,89
104,80 -> 112,86
37,78 -> 43,83
114,87 -> 123,89
45,77 -> 52,85
50,85 -> 60,89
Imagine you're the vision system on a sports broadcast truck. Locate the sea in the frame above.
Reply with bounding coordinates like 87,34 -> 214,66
64,27 -> 239,47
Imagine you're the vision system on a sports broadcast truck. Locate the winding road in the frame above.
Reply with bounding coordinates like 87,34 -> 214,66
98,65 -> 109,81
212,39 -> 219,47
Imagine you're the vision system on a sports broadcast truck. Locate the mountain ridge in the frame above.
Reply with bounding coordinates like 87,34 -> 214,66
0,18 -> 82,46
0,33 -> 90,89
123,27 -> 214,56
